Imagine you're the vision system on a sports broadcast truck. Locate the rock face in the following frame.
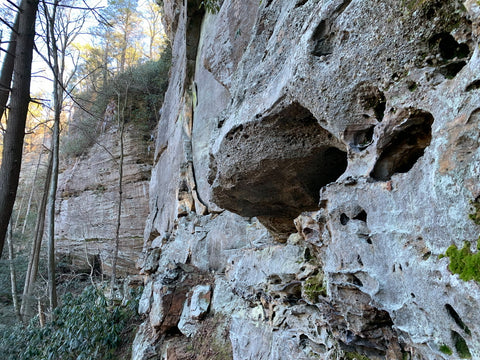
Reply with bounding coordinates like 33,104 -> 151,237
135,0 -> 480,359
56,125 -> 152,276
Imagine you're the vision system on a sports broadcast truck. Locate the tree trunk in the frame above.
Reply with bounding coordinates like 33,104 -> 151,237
0,0 -> 39,259
20,145 -> 44,233
46,111 -> 59,312
45,0 -> 62,312
0,13 -> 19,121
110,92 -> 126,297
7,220 -> 21,322
21,151 -> 52,319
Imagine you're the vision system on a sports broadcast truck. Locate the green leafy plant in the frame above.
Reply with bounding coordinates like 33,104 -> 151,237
0,285 -> 142,360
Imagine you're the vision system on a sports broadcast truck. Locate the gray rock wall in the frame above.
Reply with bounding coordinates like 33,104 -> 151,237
135,0 -> 480,359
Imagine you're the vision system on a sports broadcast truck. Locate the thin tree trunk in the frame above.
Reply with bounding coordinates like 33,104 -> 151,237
21,151 -> 52,319
13,188 -> 26,229
38,300 -> 45,327
0,0 -> 39,259
7,220 -> 21,322
110,92 -> 125,297
46,114 -> 59,312
45,1 -> 62,311
21,147 -> 44,233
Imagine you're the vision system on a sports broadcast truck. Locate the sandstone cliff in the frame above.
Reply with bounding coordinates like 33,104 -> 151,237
56,125 -> 153,276
133,0 -> 480,359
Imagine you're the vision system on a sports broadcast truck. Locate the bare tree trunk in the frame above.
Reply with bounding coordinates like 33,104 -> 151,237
7,220 -> 21,322
21,151 -> 52,319
110,91 -> 126,297
21,146 -> 45,233
0,0 -> 39,259
0,13 -> 19,121
45,0 -> 62,311
38,300 -> 45,327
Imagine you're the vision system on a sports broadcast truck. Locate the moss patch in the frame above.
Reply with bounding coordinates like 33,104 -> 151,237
442,241 -> 480,282
303,273 -> 326,302
469,198 -> 480,225
440,344 -> 453,355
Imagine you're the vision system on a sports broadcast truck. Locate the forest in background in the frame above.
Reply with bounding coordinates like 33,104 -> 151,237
0,0 -> 171,358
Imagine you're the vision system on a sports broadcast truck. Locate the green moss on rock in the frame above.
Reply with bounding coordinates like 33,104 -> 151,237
440,344 -> 453,355
469,198 -> 480,225
444,242 -> 480,282
303,273 -> 326,302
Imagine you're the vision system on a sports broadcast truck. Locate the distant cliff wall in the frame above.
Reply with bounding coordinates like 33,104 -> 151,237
56,125 -> 152,276
134,0 -> 480,359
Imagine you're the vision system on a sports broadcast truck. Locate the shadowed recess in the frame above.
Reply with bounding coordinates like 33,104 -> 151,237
212,102 -> 347,240
371,109 -> 434,181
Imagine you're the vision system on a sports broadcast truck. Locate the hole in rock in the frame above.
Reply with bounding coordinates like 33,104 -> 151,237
353,209 -> 367,222
370,109 -> 434,181
466,80 -> 480,92
340,213 -> 350,225
357,255 -> 364,266
295,0 -> 308,7
452,330 -> 472,358
347,274 -> 363,287
311,20 -> 332,56
445,304 -> 471,335
345,125 -> 375,151
212,102 -> 347,240
439,61 -> 467,79
427,33 -> 471,79
429,33 -> 470,60
366,238 -> 373,245
304,248 -> 312,261
164,326 -> 182,338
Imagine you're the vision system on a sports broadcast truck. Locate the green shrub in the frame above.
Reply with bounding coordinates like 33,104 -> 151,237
64,46 -> 171,159
0,285 -> 142,360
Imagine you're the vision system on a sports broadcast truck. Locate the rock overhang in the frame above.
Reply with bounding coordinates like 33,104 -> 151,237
211,101 -> 348,239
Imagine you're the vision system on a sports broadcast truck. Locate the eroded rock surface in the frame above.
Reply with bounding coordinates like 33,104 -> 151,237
135,0 -> 480,359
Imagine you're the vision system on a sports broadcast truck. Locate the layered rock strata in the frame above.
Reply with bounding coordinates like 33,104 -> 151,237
56,125 -> 152,276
